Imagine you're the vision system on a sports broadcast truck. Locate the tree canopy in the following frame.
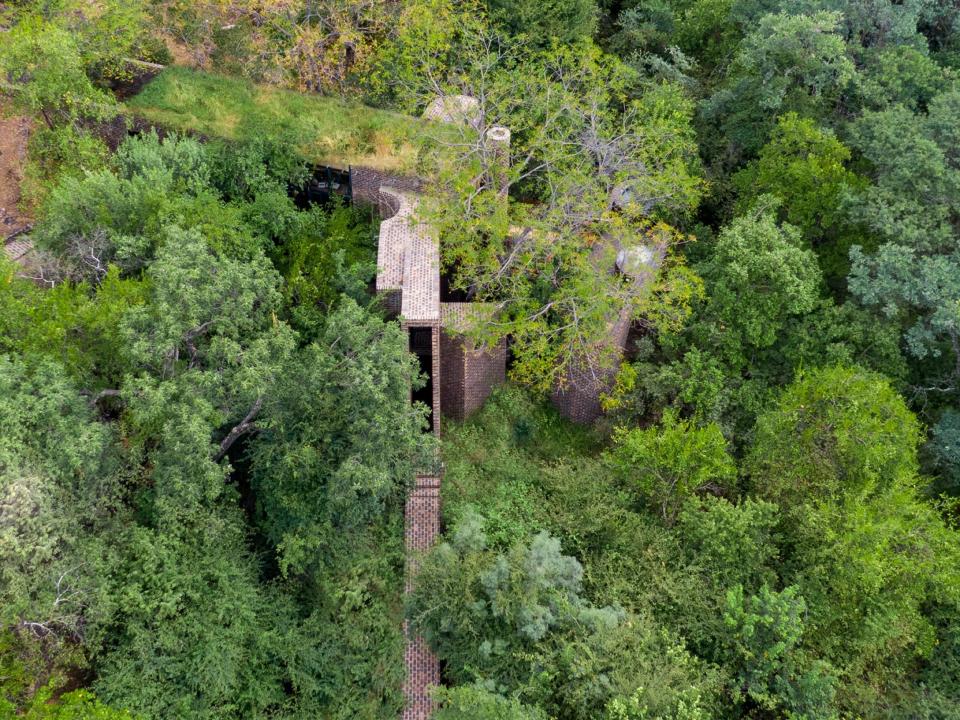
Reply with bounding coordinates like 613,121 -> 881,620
2,0 -> 960,718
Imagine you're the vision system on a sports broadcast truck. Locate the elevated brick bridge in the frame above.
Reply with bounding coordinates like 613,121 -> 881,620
373,179 -> 506,718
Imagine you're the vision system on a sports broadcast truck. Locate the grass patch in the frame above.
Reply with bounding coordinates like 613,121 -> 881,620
126,66 -> 425,172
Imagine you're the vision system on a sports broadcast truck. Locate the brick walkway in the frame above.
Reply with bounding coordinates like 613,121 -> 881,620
376,187 -> 440,324
402,475 -> 442,719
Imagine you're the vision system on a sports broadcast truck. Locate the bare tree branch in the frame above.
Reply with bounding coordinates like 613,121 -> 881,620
214,396 -> 264,463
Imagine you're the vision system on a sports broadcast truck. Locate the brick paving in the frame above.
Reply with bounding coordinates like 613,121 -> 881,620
3,235 -> 33,263
402,475 -> 442,720
376,187 -> 440,324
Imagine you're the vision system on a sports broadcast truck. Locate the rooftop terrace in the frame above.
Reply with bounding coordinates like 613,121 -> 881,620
126,67 -> 426,172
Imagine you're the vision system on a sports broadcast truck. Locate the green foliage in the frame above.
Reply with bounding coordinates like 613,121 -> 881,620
206,135 -> 310,202
855,44 -> 955,111
408,512 -> 621,679
0,259 -> 145,388
722,584 -> 836,717
434,685 -> 548,720
747,365 -> 921,505
745,366 -> 960,715
366,0 -> 490,110
703,11 -> 855,159
846,93 -> 960,253
429,404 -> 727,718
250,298 -> 431,577
732,114 -> 867,286
272,202 -> 377,339
20,124 -> 111,205
0,631 -> 132,719
610,411 -> 736,523
419,36 -> 705,392
845,92 -> 960,390
0,355 -> 117,698
441,387 -> 599,547
693,202 -> 821,361
87,515 -> 295,719
121,226 -> 291,380
675,496 -> 780,599
4,2 -> 960,718
929,410 -> 960,493
115,130 -> 212,195
409,512 -> 717,719
0,16 -> 117,129
0,11 -> 124,194
487,0 -> 598,45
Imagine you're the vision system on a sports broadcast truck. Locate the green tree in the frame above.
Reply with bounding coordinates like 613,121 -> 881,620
407,512 -> 622,689
33,132 -> 305,278
846,92 -> 960,392
410,482 -> 721,719
0,258 -> 145,388
702,11 -> 855,159
789,0 -> 948,50
487,0 -> 597,45
746,366 -> 921,505
272,202 -> 377,339
0,356 -> 118,702
732,114 -> 867,286
250,298 -> 431,577
0,639 -> 134,720
0,16 -> 116,131
855,44 -> 955,112
665,496 -> 782,664
746,366 -> 960,715
722,584 -> 837,717
694,202 -> 821,364
609,411 -> 736,523
846,93 -> 960,254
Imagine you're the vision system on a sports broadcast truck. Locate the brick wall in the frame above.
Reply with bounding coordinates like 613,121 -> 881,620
551,305 -> 632,424
439,303 -> 506,422
439,330 -> 466,422
430,325 -> 441,436
353,165 -> 423,205
440,329 -> 506,422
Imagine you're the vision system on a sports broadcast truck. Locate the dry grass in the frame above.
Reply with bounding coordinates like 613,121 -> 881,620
126,66 -> 424,171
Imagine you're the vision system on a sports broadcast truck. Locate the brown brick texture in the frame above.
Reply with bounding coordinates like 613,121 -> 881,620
440,329 -> 506,422
352,165 -> 423,205
551,305 -> 633,424
403,475 -> 442,719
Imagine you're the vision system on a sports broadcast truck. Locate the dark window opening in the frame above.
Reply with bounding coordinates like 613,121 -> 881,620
440,270 -> 469,302
291,165 -> 353,209
409,327 -> 434,431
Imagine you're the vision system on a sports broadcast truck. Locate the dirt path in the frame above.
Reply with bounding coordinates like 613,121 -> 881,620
0,105 -> 34,261
0,112 -> 31,227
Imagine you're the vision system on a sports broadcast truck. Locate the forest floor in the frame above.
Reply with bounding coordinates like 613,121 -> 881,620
0,103 -> 33,257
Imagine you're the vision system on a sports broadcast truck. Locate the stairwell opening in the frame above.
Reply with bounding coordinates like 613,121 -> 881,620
409,326 -> 435,432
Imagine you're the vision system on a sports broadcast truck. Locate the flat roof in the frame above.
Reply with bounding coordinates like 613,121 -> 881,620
376,188 -> 440,323
126,67 -> 426,172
